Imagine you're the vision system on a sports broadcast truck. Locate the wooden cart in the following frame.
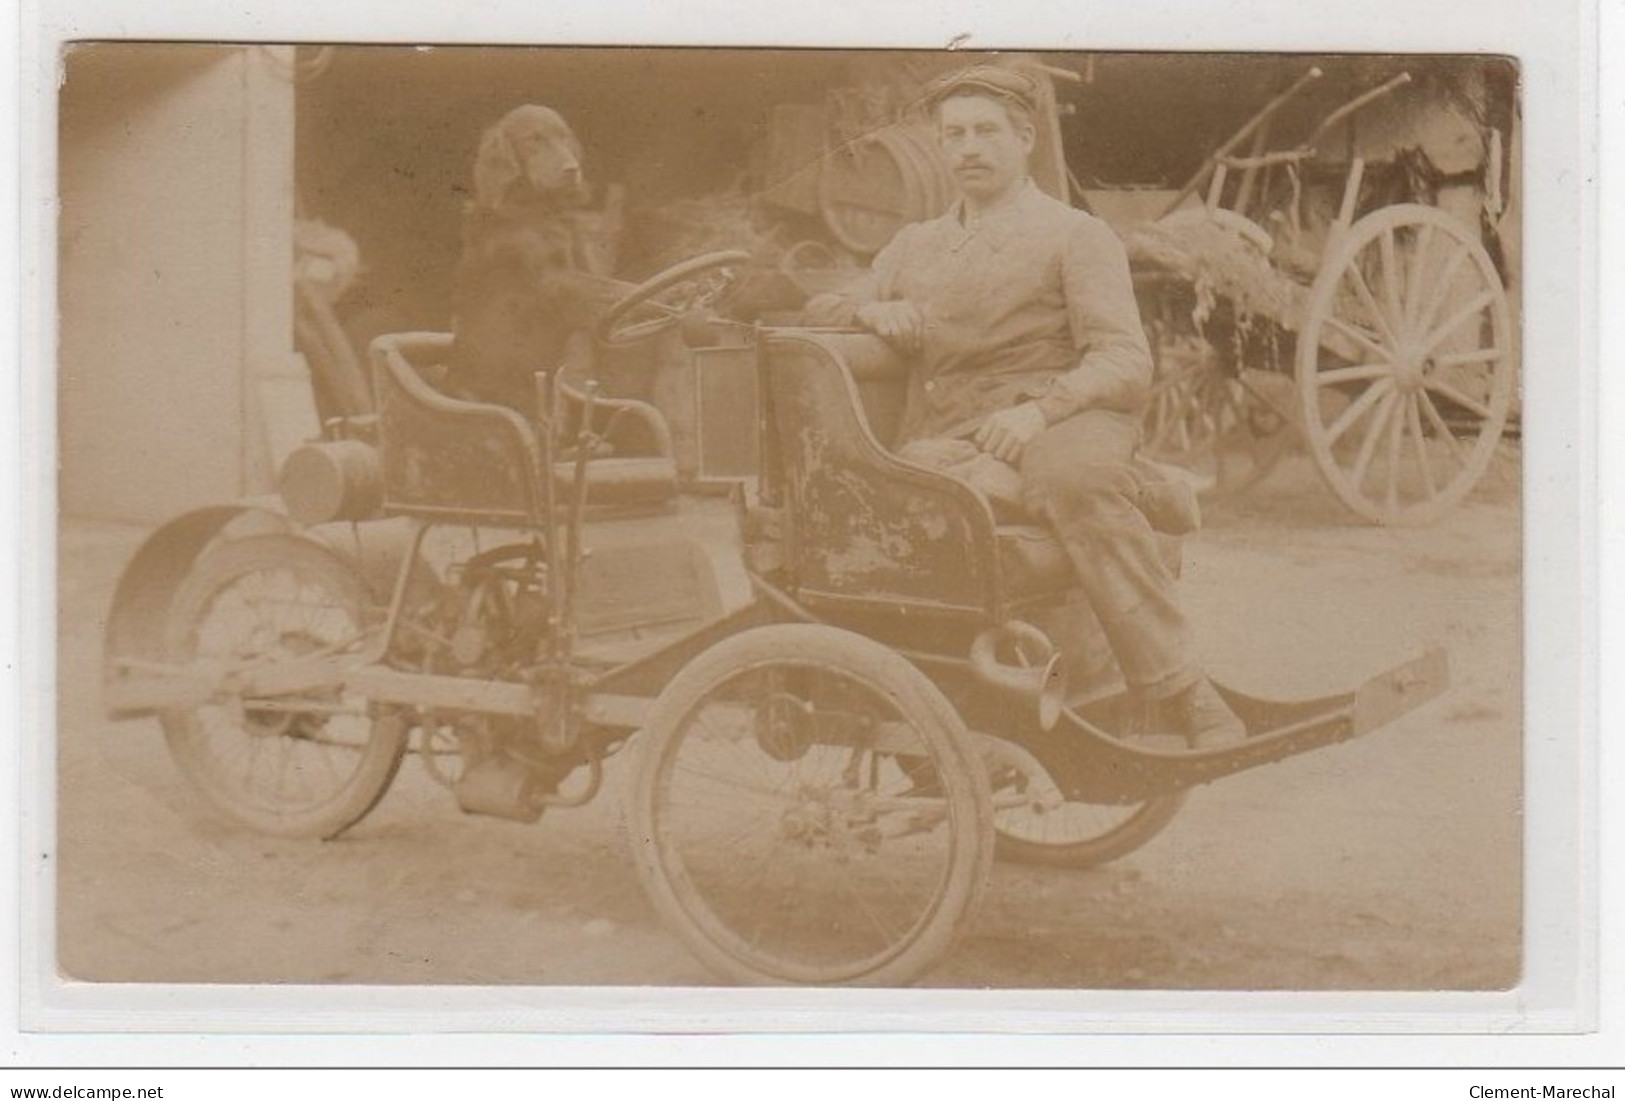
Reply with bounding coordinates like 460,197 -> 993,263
1109,68 -> 1517,525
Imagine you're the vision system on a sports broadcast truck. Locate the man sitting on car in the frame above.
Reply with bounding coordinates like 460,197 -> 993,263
805,64 -> 1244,748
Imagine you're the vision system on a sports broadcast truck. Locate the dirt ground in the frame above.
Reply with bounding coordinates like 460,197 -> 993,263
50,445 -> 1522,992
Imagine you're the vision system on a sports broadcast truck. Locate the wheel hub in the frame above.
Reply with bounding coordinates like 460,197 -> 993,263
779,785 -> 881,856
241,630 -> 330,737
1389,345 -> 1426,396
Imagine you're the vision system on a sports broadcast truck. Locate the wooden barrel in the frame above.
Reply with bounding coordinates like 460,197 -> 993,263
817,123 -> 955,255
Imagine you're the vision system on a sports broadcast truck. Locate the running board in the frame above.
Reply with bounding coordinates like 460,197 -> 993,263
1349,647 -> 1450,737
1022,648 -> 1451,804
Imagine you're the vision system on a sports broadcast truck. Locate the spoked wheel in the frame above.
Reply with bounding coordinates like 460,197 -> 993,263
1141,336 -> 1293,498
160,535 -> 408,839
1296,204 -> 1515,524
630,624 -> 994,986
990,752 -> 1186,870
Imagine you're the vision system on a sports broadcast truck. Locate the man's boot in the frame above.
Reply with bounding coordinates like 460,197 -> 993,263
1165,679 -> 1248,749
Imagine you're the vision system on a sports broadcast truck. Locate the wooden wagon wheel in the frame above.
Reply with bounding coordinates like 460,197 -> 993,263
1136,251 -> 1297,506
1295,204 -> 1515,525
1141,335 -> 1293,498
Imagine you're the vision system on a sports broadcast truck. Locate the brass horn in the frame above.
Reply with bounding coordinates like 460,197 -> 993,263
968,620 -> 1067,731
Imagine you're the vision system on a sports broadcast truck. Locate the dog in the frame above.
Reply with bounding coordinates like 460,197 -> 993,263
450,105 -> 606,418
470,104 -> 590,224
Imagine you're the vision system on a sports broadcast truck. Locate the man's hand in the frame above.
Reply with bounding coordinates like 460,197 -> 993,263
974,402 -> 1048,463
854,300 -> 926,354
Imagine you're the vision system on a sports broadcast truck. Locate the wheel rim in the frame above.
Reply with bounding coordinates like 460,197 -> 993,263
1297,206 -> 1514,524
987,749 -> 1185,869
647,658 -> 972,984
176,562 -> 377,823
995,790 -> 1156,848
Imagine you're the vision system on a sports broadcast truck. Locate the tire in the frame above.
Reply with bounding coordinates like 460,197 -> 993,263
993,770 -> 1185,870
629,624 -> 994,986
160,534 -> 408,839
1296,204 -> 1515,525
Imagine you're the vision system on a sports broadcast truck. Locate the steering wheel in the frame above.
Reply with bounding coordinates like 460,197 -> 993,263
595,250 -> 752,347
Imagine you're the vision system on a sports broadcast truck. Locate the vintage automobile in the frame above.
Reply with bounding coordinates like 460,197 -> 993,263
102,251 -> 1450,986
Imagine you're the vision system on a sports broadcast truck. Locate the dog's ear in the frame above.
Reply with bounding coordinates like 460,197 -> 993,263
472,121 -> 522,214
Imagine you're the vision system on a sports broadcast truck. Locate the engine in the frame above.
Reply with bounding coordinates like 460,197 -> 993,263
398,541 -> 586,822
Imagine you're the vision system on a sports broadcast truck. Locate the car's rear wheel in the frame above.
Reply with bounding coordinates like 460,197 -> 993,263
160,535 -> 407,839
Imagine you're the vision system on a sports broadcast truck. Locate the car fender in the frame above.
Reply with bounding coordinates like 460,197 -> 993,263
102,499 -> 419,720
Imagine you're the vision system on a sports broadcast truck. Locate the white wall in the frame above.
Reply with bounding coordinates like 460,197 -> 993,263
58,44 -> 297,522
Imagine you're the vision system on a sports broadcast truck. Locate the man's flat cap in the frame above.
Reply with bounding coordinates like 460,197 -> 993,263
924,64 -> 1042,115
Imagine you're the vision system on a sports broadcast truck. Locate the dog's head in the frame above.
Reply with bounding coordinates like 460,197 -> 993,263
472,104 -> 589,216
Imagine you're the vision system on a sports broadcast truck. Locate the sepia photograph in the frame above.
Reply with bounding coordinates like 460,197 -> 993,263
48,39 -> 1538,1009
